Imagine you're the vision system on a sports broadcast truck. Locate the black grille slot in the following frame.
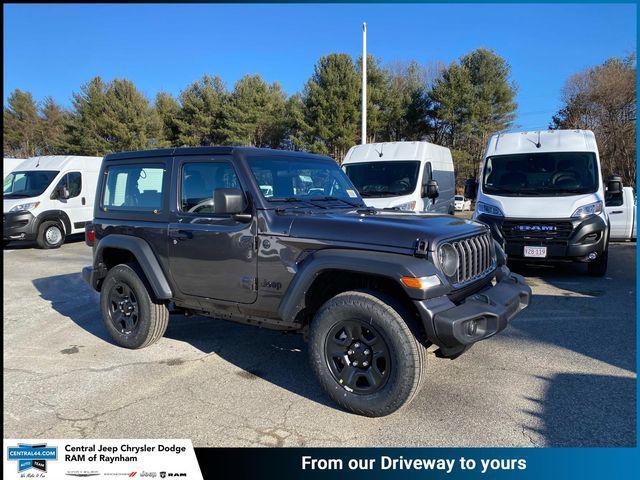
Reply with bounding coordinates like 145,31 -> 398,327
501,220 -> 573,242
449,232 -> 494,286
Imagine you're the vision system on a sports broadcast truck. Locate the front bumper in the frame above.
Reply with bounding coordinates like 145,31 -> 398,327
415,266 -> 531,357
3,211 -> 37,241
477,214 -> 608,262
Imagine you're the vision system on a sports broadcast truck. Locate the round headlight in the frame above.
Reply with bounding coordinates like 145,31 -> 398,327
438,243 -> 459,278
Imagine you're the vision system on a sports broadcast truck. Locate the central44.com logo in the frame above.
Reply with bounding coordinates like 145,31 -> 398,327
7,443 -> 58,474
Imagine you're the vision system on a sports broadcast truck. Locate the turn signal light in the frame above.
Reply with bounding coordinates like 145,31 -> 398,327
400,275 -> 441,290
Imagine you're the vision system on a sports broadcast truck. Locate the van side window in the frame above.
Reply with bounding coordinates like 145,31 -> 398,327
180,162 -> 242,214
52,172 -> 82,199
103,165 -> 164,211
605,190 -> 624,207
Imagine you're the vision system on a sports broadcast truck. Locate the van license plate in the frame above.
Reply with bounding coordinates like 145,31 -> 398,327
524,246 -> 547,258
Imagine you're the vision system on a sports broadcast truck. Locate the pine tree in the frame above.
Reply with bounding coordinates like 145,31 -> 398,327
3,89 -> 40,157
175,75 -> 228,146
154,92 -> 181,147
301,54 -> 360,159
222,75 -> 288,148
428,48 -> 517,183
67,77 -> 110,155
37,97 -> 72,155
67,77 -> 158,155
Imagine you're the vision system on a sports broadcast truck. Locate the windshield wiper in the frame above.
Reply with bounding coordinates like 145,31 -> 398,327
308,196 -> 361,208
269,197 -> 329,209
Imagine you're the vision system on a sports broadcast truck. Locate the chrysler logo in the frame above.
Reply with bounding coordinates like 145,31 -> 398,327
515,225 -> 556,231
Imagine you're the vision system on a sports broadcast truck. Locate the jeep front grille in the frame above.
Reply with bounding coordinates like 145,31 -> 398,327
447,232 -> 495,286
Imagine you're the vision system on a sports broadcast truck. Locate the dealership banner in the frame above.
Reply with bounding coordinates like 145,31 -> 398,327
3,439 -> 203,479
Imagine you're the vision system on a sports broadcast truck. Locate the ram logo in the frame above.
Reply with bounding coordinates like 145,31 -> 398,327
515,225 -> 556,232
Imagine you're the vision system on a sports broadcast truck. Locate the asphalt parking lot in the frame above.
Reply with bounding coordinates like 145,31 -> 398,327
3,235 -> 636,447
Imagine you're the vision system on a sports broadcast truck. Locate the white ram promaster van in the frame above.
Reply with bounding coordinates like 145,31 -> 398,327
3,157 -> 25,179
4,155 -> 102,248
343,141 -> 455,214
467,130 -> 611,276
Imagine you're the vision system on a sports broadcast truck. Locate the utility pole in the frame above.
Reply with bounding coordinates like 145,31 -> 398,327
361,22 -> 367,145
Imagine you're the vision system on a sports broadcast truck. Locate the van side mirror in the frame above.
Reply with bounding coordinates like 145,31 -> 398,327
54,185 -> 70,200
606,175 -> 623,195
214,188 -> 250,221
605,175 -> 623,207
423,179 -> 439,200
464,178 -> 478,200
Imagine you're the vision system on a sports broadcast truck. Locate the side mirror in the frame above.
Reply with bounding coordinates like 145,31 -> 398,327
213,188 -> 250,221
423,179 -> 439,200
54,185 -> 70,200
464,178 -> 478,200
606,175 -> 623,195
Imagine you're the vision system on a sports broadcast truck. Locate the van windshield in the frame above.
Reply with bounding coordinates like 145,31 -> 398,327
344,161 -> 420,197
483,152 -> 599,196
3,170 -> 59,198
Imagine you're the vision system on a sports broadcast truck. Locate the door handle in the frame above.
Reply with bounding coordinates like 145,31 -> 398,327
169,229 -> 194,241
81,197 -> 86,205
610,210 -> 623,214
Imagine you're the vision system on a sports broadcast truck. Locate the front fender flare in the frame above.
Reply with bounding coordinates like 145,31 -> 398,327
277,249 -> 447,323
94,234 -> 173,300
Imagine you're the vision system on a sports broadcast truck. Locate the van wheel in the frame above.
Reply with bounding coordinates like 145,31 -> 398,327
36,221 -> 65,249
309,290 -> 425,417
100,264 -> 169,349
587,248 -> 608,277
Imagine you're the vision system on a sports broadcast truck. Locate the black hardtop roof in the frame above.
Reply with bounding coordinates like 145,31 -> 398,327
103,146 -> 334,162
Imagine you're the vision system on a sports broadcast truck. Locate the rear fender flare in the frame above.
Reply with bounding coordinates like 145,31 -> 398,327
94,234 -> 172,300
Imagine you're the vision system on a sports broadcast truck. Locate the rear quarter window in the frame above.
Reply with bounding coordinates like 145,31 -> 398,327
102,164 -> 165,211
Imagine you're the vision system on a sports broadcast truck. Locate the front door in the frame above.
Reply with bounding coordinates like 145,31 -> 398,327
168,157 -> 257,303
51,171 -> 86,233
606,191 -> 627,240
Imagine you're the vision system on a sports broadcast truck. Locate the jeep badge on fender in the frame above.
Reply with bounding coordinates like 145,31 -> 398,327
82,146 -> 531,417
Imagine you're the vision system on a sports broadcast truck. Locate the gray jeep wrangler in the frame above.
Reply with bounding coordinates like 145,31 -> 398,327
82,147 -> 531,416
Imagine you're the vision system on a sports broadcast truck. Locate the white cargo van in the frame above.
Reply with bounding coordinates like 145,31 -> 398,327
4,155 -> 102,248
342,141 -> 455,214
3,157 -> 25,179
466,130 -> 611,276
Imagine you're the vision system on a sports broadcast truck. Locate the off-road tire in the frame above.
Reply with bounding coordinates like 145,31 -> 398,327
100,264 -> 169,349
309,290 -> 426,417
36,220 -> 65,249
587,248 -> 608,277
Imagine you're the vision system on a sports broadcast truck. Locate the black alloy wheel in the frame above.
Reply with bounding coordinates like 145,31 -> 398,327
325,319 -> 391,394
107,281 -> 140,334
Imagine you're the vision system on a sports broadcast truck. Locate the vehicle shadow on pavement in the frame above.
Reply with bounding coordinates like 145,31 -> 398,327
525,372 -> 636,446
32,272 -> 111,343
32,272 -> 337,409
163,316 -> 338,409
508,251 -> 636,373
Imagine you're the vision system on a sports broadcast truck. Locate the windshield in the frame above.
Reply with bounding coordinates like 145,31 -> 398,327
483,152 -> 599,196
247,156 -> 363,206
343,161 -> 420,197
455,195 -> 464,201
3,170 -> 59,198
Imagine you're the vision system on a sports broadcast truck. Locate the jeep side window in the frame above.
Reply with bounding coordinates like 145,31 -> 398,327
180,162 -> 242,214
103,165 -> 164,211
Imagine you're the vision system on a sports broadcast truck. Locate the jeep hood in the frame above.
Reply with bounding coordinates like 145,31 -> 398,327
287,210 -> 488,251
